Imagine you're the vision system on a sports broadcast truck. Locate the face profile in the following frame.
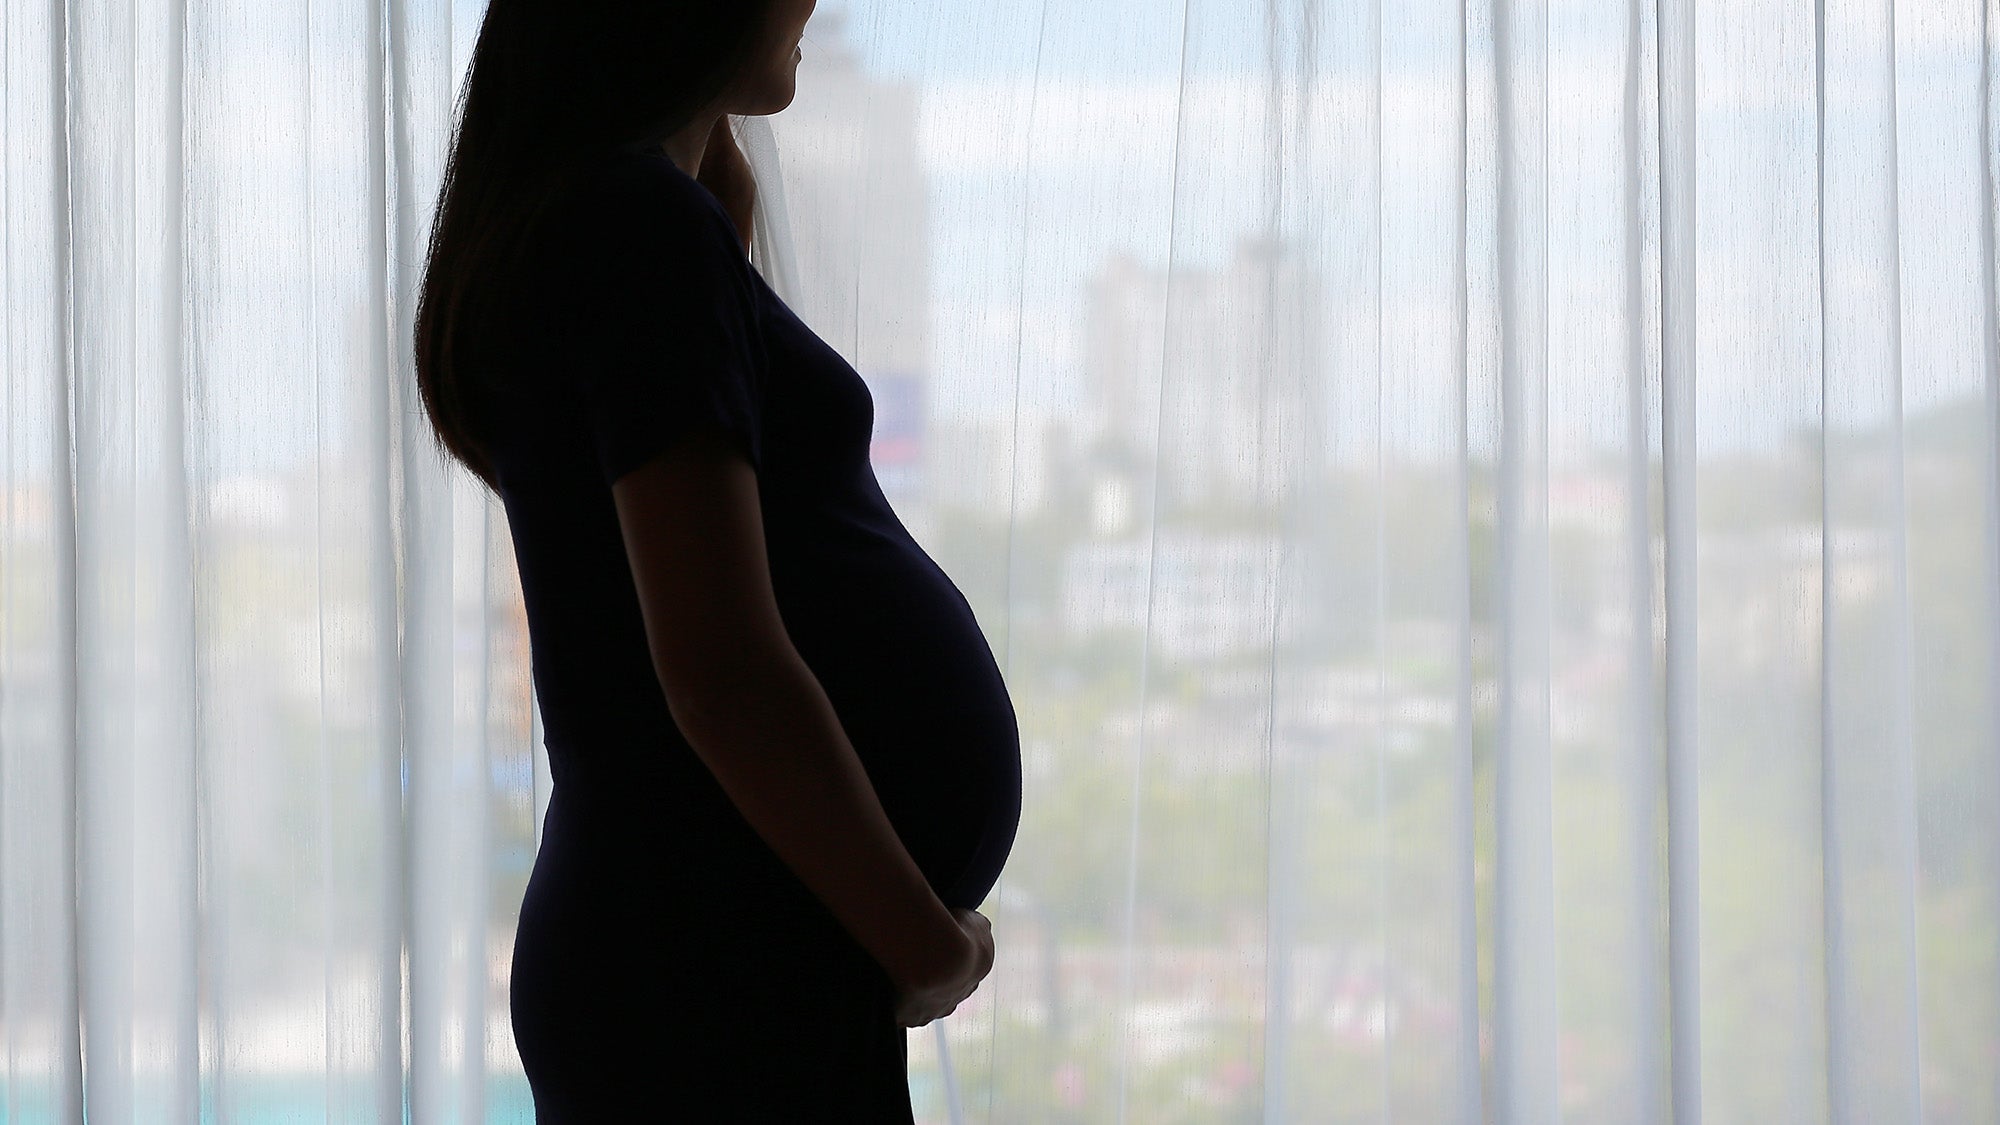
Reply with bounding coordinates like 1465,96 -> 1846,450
720,0 -> 817,117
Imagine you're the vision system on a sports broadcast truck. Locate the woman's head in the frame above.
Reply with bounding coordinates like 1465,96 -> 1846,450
416,0 -> 809,491
486,0 -> 815,156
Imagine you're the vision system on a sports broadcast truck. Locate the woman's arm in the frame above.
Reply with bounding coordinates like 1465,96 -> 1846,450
610,425 -> 972,996
674,632 -> 968,990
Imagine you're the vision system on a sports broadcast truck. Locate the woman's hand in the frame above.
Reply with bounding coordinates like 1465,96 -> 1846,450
892,908 -> 994,1028
696,116 -> 757,255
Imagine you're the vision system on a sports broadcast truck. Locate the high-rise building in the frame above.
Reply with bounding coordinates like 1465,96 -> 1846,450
1082,236 -> 1324,509
767,11 -> 931,510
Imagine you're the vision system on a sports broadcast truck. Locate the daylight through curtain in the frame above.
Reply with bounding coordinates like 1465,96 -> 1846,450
3,0 -> 1998,1121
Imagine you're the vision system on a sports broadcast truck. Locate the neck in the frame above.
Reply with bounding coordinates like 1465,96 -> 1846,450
658,112 -> 724,179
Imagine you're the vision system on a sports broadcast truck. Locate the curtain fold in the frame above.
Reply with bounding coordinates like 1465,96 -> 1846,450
4,0 -> 1997,1122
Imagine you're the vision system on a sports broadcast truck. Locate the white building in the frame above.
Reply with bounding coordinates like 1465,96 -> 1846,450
1060,530 -> 1284,661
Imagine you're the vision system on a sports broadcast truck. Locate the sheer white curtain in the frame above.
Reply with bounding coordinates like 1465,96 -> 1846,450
5,0 -> 1998,1121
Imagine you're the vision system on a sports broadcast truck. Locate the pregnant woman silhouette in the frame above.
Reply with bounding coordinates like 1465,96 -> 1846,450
411,0 -> 1021,1118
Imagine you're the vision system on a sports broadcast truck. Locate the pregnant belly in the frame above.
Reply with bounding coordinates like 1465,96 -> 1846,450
826,650 -> 1021,910
784,601 -> 1021,908
771,526 -> 1024,908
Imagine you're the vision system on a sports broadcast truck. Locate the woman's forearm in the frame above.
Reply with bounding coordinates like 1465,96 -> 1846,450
666,645 -> 965,990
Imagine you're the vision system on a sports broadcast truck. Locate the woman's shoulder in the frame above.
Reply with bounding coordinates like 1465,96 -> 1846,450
522,151 -> 747,306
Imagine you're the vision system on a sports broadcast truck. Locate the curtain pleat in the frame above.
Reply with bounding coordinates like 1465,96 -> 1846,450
3,1 -> 1997,1122
1656,0 -> 1703,1118
1818,1 -> 1923,1120
5,5 -> 85,1123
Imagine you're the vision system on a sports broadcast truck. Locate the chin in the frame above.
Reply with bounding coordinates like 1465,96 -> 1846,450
742,85 -> 798,116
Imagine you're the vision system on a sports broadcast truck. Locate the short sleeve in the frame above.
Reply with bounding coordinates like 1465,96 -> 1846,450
556,157 -> 766,488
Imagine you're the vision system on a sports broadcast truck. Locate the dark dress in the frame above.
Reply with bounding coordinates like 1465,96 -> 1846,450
479,147 -> 1022,1121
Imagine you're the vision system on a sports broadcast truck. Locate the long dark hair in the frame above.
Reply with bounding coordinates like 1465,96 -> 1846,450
415,0 -> 778,492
